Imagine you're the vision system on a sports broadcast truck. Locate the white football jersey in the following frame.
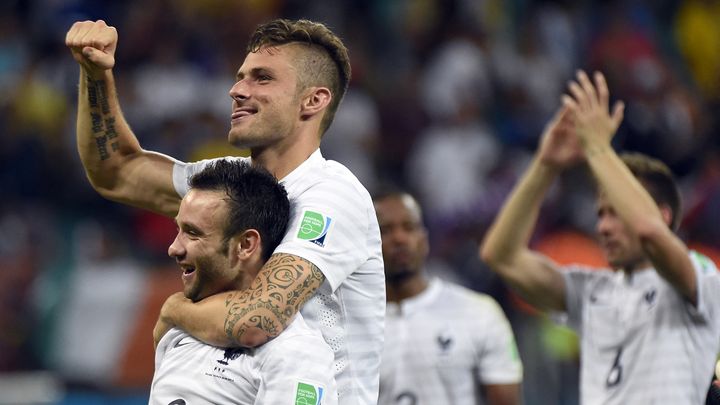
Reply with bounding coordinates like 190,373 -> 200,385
378,278 -> 523,405
173,149 -> 385,405
149,314 -> 337,405
558,251 -> 720,405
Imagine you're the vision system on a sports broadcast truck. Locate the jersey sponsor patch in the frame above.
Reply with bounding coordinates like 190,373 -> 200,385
296,210 -> 332,247
294,381 -> 324,405
690,250 -> 718,274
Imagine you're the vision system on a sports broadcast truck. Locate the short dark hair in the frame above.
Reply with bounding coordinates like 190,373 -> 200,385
248,18 -> 351,134
620,152 -> 682,230
372,187 -> 425,221
372,187 -> 412,205
189,159 -> 290,261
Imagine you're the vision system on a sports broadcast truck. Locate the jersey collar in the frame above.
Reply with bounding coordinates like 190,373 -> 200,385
391,277 -> 443,316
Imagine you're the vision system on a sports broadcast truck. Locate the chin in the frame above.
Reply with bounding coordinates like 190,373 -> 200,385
184,288 -> 201,303
229,133 -> 268,150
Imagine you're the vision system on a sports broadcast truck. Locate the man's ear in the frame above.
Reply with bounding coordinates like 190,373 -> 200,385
300,87 -> 332,120
659,204 -> 673,229
234,229 -> 261,260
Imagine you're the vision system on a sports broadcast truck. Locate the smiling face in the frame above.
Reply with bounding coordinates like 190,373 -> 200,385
595,192 -> 648,271
375,194 -> 429,283
227,44 -> 304,149
168,189 -> 239,302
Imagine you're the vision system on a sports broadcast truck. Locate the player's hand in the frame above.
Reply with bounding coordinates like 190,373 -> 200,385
153,317 -> 173,349
562,70 -> 624,152
159,292 -> 187,323
65,20 -> 117,73
537,105 -> 584,169
154,292 -> 187,348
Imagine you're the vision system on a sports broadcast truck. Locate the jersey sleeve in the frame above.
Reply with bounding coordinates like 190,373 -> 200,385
273,178 -> 372,291
172,157 -> 247,197
556,265 -> 601,332
473,295 -> 523,384
255,320 -> 338,405
687,251 -> 720,322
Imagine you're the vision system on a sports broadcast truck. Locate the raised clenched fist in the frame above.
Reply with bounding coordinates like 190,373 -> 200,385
65,20 -> 118,72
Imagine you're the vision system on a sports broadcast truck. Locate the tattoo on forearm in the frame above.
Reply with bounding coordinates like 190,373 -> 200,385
90,112 -> 103,134
223,253 -> 325,345
87,77 -> 98,108
96,79 -> 110,115
95,135 -> 109,160
86,76 -> 118,160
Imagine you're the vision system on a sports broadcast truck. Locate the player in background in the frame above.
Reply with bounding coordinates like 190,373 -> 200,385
150,159 -> 336,404
480,70 -> 720,404
708,360 -> 720,405
65,18 -> 384,404
375,190 -> 522,405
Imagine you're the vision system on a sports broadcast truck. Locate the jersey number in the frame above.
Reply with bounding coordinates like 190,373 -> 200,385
606,347 -> 623,388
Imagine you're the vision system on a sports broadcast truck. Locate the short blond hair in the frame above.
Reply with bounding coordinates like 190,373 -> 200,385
247,19 -> 351,135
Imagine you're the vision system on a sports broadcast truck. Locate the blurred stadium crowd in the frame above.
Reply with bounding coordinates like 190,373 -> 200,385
1,0 -> 719,403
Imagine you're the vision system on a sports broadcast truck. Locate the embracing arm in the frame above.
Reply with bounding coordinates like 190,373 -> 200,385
67,20 -> 181,217
564,71 -> 696,304
157,253 -> 325,348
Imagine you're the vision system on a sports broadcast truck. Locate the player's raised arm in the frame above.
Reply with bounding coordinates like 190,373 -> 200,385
480,105 -> 583,312
563,70 -> 696,304
66,20 -> 181,217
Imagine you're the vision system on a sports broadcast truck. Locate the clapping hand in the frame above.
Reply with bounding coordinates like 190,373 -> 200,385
561,70 -> 624,155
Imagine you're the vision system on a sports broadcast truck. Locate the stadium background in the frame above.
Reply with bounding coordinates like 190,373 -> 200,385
1,0 -> 719,404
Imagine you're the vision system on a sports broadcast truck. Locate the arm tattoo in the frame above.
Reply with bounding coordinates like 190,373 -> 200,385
86,75 -> 118,160
223,253 -> 325,345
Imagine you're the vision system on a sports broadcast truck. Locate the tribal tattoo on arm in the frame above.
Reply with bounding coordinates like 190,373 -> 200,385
223,253 -> 325,346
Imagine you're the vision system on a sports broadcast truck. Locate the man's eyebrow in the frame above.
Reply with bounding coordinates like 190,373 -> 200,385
174,217 -> 197,231
236,67 -> 273,81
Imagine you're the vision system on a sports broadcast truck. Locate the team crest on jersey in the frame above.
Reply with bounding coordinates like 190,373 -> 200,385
294,381 -> 325,405
204,348 -> 247,382
296,210 -> 332,247
436,333 -> 453,354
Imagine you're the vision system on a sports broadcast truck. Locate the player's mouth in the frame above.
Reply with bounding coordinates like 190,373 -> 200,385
181,266 -> 196,282
231,107 -> 257,123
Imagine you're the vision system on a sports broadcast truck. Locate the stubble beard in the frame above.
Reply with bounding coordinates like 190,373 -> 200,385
385,265 -> 416,286
185,280 -> 202,303
228,117 -> 292,151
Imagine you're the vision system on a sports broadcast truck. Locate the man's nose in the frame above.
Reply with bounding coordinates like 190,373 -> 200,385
168,234 -> 185,259
229,80 -> 249,102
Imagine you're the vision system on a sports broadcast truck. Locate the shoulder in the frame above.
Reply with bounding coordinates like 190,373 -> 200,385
296,165 -> 372,205
289,167 -> 376,229
264,315 -> 326,349
290,153 -> 371,201
689,250 -> 719,275
431,280 -> 503,316
257,316 -> 333,368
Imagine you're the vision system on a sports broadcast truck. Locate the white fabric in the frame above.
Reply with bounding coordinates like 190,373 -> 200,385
149,315 -> 337,405
378,278 -> 522,405
558,250 -> 720,405
173,149 -> 385,405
